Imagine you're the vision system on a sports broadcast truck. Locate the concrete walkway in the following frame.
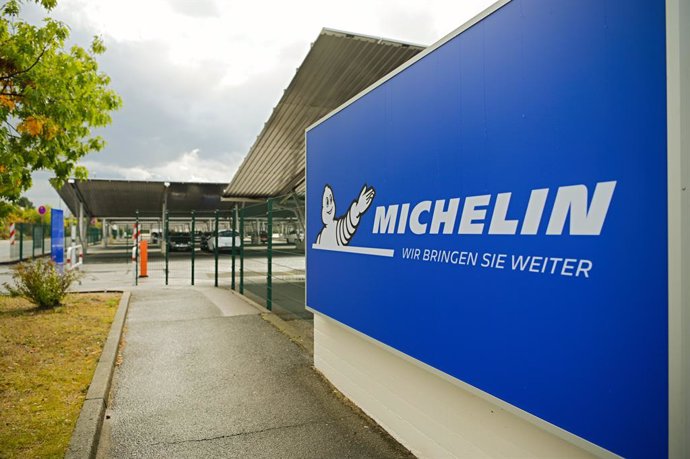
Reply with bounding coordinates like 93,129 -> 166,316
98,287 -> 412,458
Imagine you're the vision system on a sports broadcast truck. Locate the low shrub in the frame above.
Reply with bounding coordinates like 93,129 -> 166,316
3,259 -> 81,308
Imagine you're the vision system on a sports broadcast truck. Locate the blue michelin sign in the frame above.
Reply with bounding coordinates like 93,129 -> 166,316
306,1 -> 668,457
50,208 -> 64,266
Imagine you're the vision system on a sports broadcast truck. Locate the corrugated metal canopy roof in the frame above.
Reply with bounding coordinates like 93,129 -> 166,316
222,28 -> 425,199
56,179 -> 237,218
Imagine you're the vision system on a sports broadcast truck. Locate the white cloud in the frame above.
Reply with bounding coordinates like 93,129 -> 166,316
56,0 -> 496,86
81,149 -> 238,183
23,0 -> 496,204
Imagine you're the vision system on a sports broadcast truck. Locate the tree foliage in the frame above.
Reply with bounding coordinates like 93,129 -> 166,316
0,196 -> 46,237
16,195 -> 32,208
0,0 -> 121,201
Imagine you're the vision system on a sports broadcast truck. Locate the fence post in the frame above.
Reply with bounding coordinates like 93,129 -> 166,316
70,224 -> 76,256
191,210 -> 195,286
239,208 -> 244,294
165,210 -> 169,285
267,199 -> 273,311
19,224 -> 23,261
214,209 -> 219,287
231,207 -> 237,290
135,211 -> 139,286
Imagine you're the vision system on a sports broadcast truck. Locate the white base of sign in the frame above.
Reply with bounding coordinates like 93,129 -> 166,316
667,0 -> 689,457
313,312 -> 611,458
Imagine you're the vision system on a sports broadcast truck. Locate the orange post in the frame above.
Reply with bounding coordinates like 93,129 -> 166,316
139,240 -> 148,277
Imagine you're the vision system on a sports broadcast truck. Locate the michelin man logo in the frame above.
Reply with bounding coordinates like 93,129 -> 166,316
315,184 -> 376,247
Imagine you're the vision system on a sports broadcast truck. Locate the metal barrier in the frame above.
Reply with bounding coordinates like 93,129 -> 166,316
66,244 -> 84,271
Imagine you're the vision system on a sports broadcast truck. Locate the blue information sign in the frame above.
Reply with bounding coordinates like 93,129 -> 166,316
50,208 -> 64,265
306,1 -> 667,457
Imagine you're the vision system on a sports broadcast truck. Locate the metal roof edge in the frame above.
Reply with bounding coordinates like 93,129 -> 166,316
220,196 -> 269,202
319,27 -> 427,49
223,27 -> 331,196
222,27 -> 428,197
305,0 -> 512,134
58,178 -> 230,186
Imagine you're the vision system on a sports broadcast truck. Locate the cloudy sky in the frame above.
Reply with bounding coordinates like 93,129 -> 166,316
25,0 -> 495,209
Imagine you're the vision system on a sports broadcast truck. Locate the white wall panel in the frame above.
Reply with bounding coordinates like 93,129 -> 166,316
314,313 -> 597,458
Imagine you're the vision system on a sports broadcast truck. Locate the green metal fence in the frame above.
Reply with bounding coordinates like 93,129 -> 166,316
2,222 -> 102,263
87,227 -> 102,245
4,223 -> 51,262
131,193 -> 308,321
237,196 -> 307,321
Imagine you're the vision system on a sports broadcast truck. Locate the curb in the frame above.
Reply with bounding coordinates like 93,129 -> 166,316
0,253 -> 51,265
226,288 -> 270,314
225,289 -> 314,357
261,312 -> 314,357
66,290 -> 131,459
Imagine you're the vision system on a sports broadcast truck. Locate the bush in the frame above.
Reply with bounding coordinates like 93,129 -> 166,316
3,259 -> 81,309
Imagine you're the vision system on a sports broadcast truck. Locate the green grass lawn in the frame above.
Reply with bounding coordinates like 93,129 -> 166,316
0,293 -> 120,458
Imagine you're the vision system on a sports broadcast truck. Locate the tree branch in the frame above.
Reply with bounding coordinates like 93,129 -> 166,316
0,47 -> 47,81
3,119 -> 21,137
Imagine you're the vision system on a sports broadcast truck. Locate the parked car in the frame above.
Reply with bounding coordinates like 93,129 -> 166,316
150,229 -> 162,244
259,231 -> 268,244
199,232 -> 212,252
285,230 -> 304,244
168,232 -> 191,251
207,230 -> 242,252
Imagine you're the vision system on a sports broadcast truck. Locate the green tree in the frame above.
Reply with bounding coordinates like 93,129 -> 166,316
0,199 -> 46,237
0,0 -> 121,201
16,195 -> 33,208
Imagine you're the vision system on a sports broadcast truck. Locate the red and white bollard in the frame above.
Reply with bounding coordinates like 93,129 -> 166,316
132,223 -> 141,244
9,223 -> 15,245
132,224 -> 140,262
